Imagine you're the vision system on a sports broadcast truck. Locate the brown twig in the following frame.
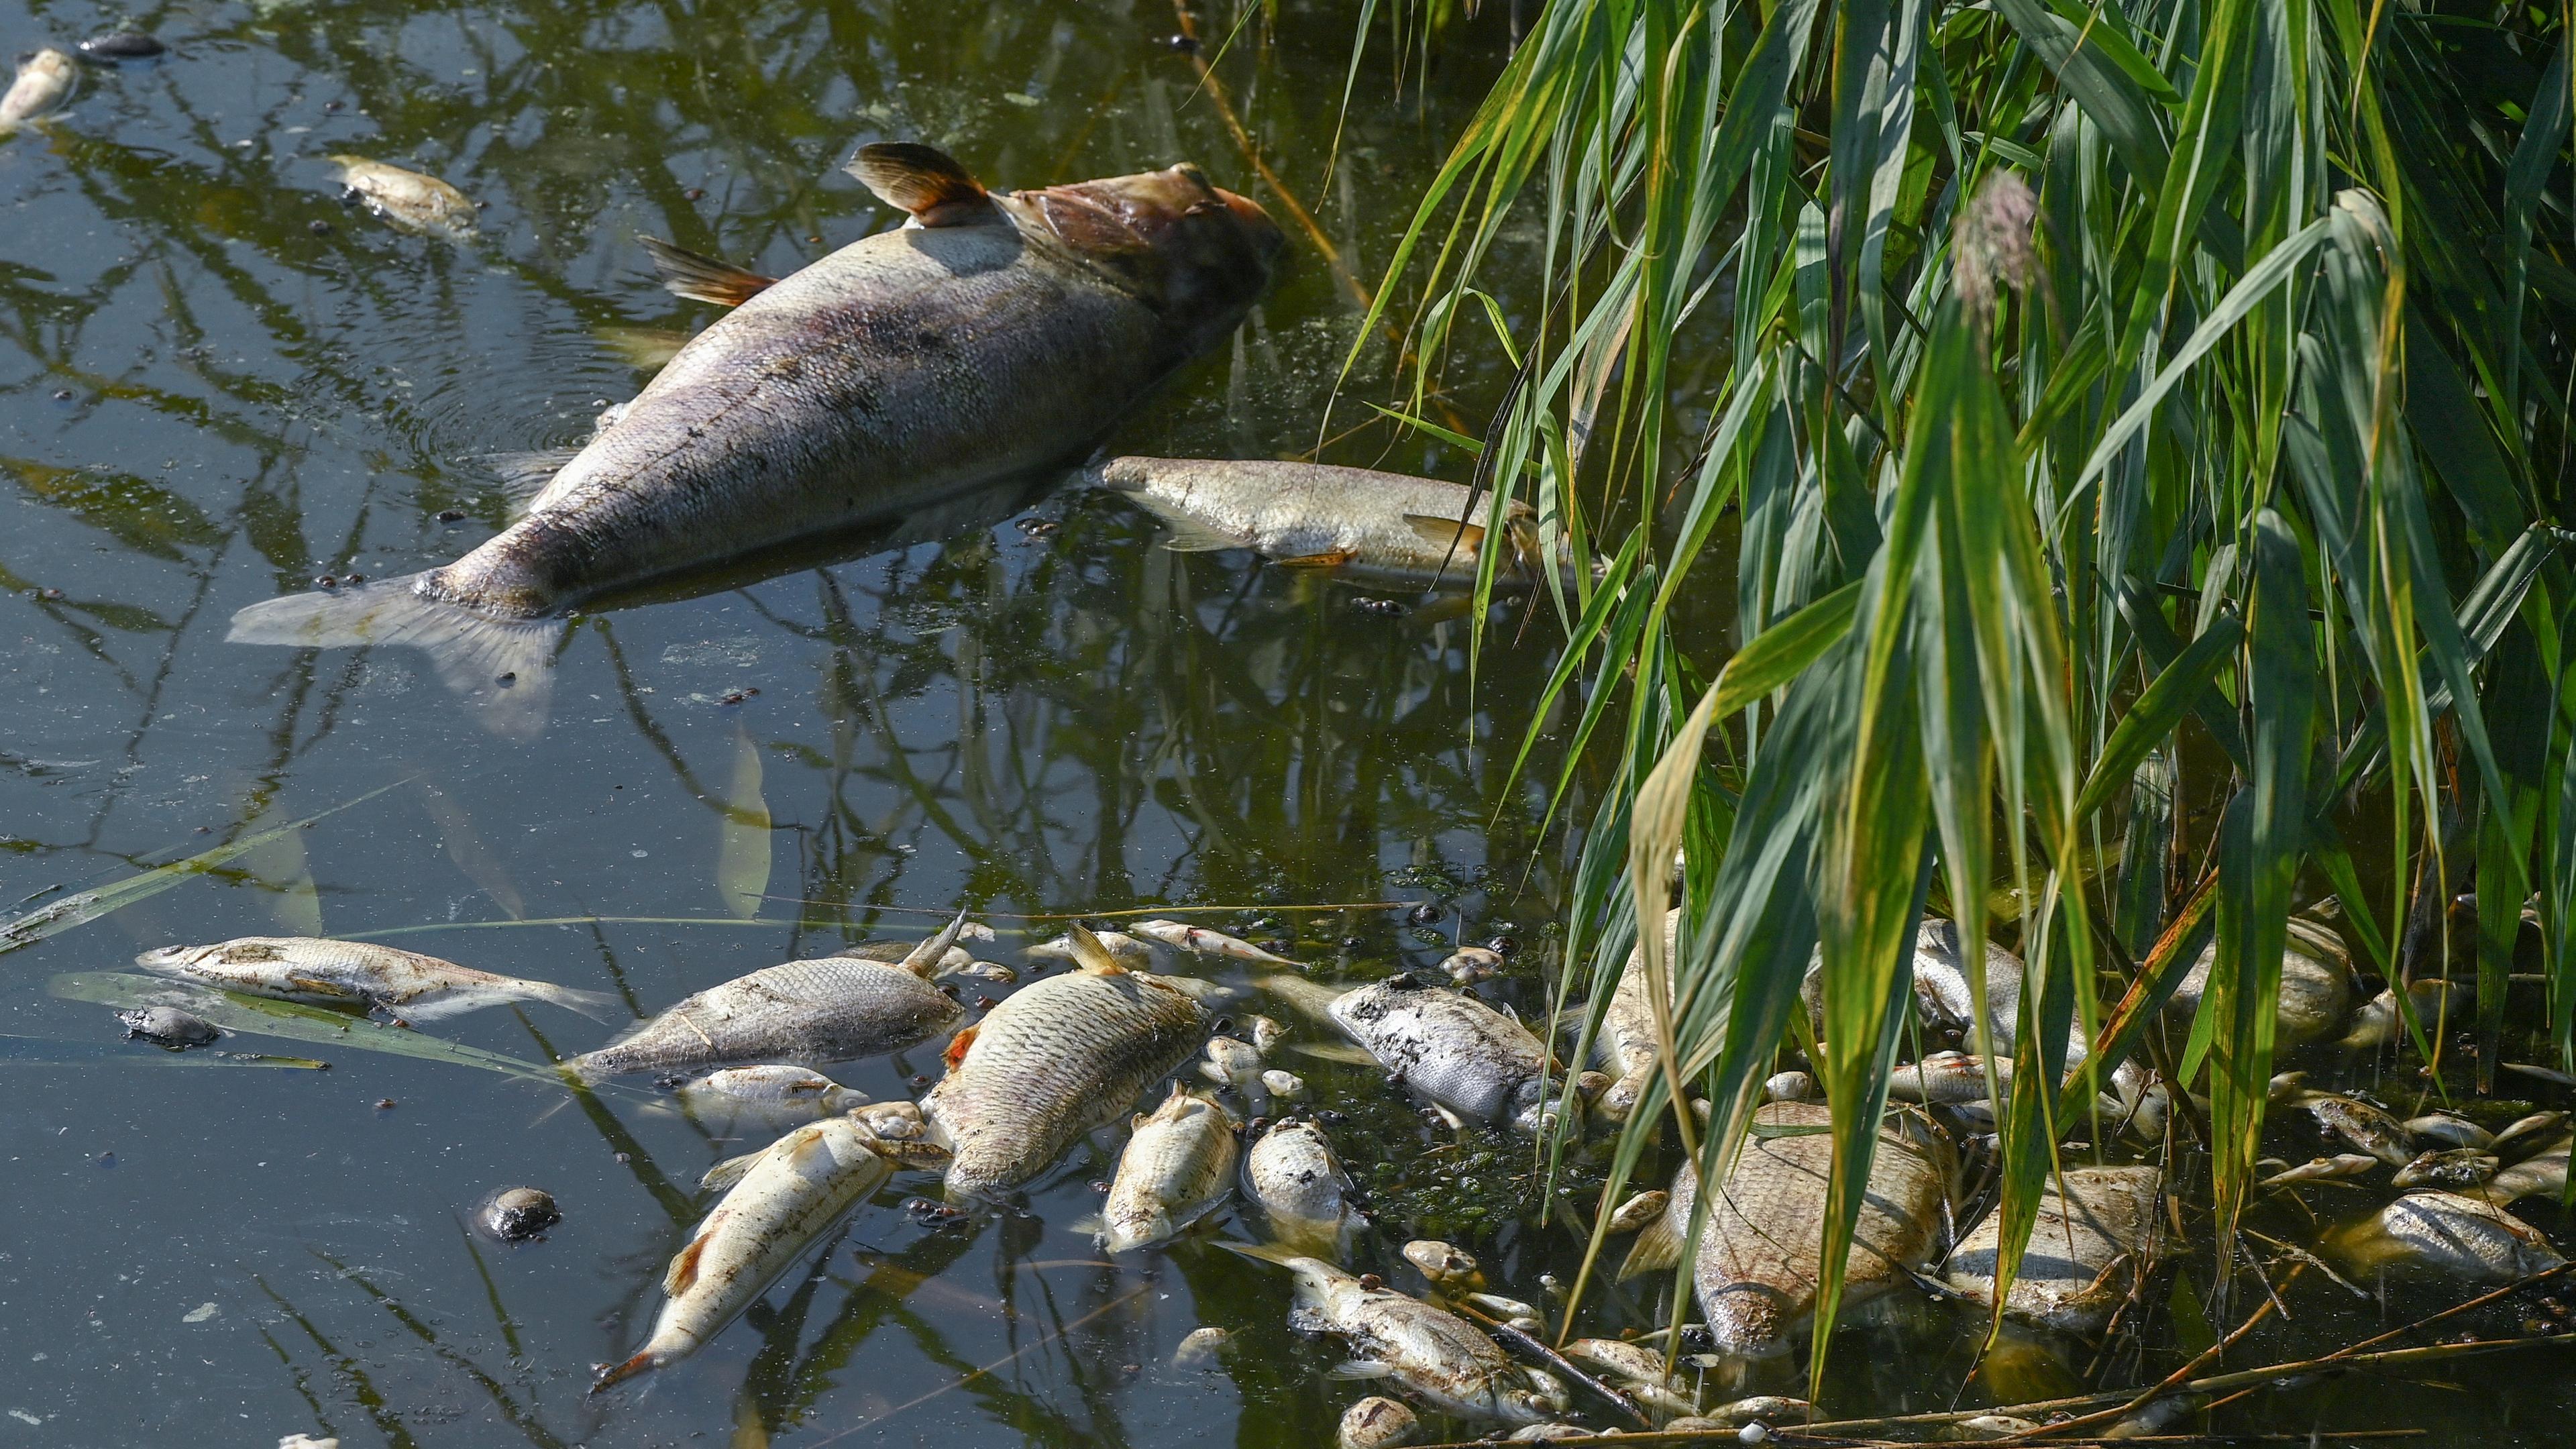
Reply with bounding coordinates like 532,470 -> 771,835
1446,1297 -> 1651,1429
1171,0 -> 1366,311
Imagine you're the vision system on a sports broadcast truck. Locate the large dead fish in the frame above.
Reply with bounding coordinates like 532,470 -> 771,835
1241,1248 -> 1566,1424
593,1115 -> 941,1389
134,936 -> 616,1022
2165,913 -> 2355,1049
1275,973 -> 1574,1135
231,144 -> 1281,735
922,927 -> 1208,1199
1621,1101 -> 1951,1358
2328,1191 -> 2565,1282
1242,1118 -> 1363,1260
566,914 -> 968,1081
1087,456 -> 1592,587
1585,909 -> 1673,1124
1943,1165 -> 2161,1337
1093,1083 -> 1237,1252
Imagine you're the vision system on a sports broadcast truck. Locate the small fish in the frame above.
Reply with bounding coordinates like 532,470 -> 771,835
1260,1251 -> 1565,1423
329,156 -> 478,239
924,926 -> 1208,1199
1089,456 -> 1596,588
1173,1325 -> 1231,1366
2330,1190 -> 2565,1281
2393,1148 -> 2500,1189
2403,1114 -> 2493,1150
1026,928 -> 1158,969
1319,975 -> 1573,1135
1244,1014 -> 1287,1055
1244,1119 -> 1362,1260
675,1065 -> 868,1122
1401,1239 -> 1484,1293
136,937 -> 616,1022
1132,918 -> 1299,965
2167,914 -> 2354,1048
0,48 -> 75,131
1441,946 -> 1505,983
1703,1397 -> 1814,1427
1564,1338 -> 1698,1417
2259,1153 -> 2380,1189
2491,1112 -> 2569,1163
1951,1416 -> 2046,1439
2272,1077 -> 2416,1166
1200,1036 -> 1266,1098
1095,1085 -> 1237,1252
1607,1189 -> 1669,1234
1885,1051 -> 2012,1105
596,1116 -> 936,1389
568,916 -> 968,1080
118,1005 -> 219,1049
1261,1068 -> 1307,1099
2502,1060 -> 2576,1087
1506,1426 -> 1589,1441
1338,1396 -> 1419,1449
1590,909 -> 1672,1122
1944,1165 -> 2161,1336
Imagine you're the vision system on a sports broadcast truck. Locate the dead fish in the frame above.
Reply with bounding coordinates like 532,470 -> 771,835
837,936 -> 974,977
2271,1075 -> 2415,1166
1621,1102 -> 1951,1358
2503,1060 -> 2576,1088
118,1005 -> 219,1049
2404,1114 -> 2493,1150
675,1065 -> 868,1122
2393,1148 -> 2501,1189
2167,913 -> 2355,1049
1199,1036 -> 1267,1097
1886,1051 -> 2012,1105
1173,1325 -> 1231,1366
1244,1014 -> 1287,1055
594,1116 -> 936,1389
1949,1415 -> 2047,1439
1402,1239 -> 1485,1293
1590,908 -> 1672,1123
2259,1153 -> 2379,1189
475,1187 -> 560,1242
231,145 -> 1279,738
1606,1189 -> 1670,1234
1703,1397 -> 1814,1426
923,926 -> 1208,1199
1093,1085 -> 1237,1252
1320,975 -> 1572,1135
329,156 -> 478,239
1505,1426 -> 1589,1441
1244,1120 -> 1361,1259
1764,1070 -> 1815,1103
2328,1190 -> 2564,1281
0,48 -> 75,131
1338,1395 -> 1420,1449
2491,1112 -> 2570,1164
75,32 -> 162,61
567,915 -> 968,1080
136,937 -> 616,1022
1441,946 -> 1505,983
1026,928 -> 1159,969
2484,1133 -> 2571,1202
1258,1251 -> 1565,1423
1089,456 -> 1594,588
2339,979 -> 2463,1051
1131,918 -> 1299,965
1564,1337 -> 1699,1418
1943,1165 -> 2161,1336
1261,1068 -> 1307,1099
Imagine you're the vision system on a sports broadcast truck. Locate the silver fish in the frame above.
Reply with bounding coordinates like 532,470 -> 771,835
1245,1014 -> 1288,1055
1173,1326 -> 1232,1366
1261,1068 -> 1308,1099
2393,1148 -> 2501,1189
1199,1036 -> 1267,1097
2328,1190 -> 2565,1281
1886,1051 -> 2014,1105
595,1116 -> 934,1389
1131,918 -> 1299,965
1244,1120 -> 1362,1260
568,917 -> 967,1080
135,936 -> 614,1022
923,929 -> 1208,1199
2339,978 -> 2463,1051
1943,1165 -> 2161,1336
2403,1113 -> 2493,1150
696,1100 -> 930,1192
1563,1338 -> 1701,1418
1338,1395 -> 1420,1449
1089,455 -> 1593,588
2167,914 -> 2354,1049
1026,928 -> 1159,969
231,146 -> 1281,737
2490,1111 -> 2569,1164
2259,1153 -> 2379,1189
329,156 -> 477,239
675,1065 -> 868,1122
0,48 -> 75,131
1324,977 -> 1571,1135
1621,1102 -> 1951,1358
1269,1253 -> 1565,1424
1096,1085 -> 1237,1252
1591,908 -> 1672,1123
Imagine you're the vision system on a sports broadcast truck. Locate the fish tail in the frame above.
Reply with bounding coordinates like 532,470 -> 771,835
590,1349 -> 658,1393
1213,1238 -> 1303,1266
1256,972 -> 1345,1024
227,570 -> 562,739
519,980 -> 624,1024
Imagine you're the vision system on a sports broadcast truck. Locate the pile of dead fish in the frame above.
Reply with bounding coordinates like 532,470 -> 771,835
111,896 -> 2574,1442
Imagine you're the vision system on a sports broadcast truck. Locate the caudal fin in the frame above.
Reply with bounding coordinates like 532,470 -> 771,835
519,980 -> 625,1024
227,571 -> 561,739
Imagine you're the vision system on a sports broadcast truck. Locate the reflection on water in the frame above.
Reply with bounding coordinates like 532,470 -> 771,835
5,3 -> 2573,1447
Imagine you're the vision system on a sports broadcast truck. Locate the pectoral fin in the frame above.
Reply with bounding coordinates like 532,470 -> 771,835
637,235 -> 776,307
846,142 -> 1000,227
1277,550 -> 1356,570
664,1226 -> 714,1296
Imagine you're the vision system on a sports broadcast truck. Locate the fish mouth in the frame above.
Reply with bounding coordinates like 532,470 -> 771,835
1214,185 -> 1285,260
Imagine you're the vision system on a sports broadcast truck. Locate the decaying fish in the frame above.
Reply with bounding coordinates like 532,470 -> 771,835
329,156 -> 478,239
1943,1166 -> 2161,1337
1562,1336 -> 1701,1419
1173,1325 -> 1232,1366
1621,1102 -> 1951,1358
1441,947 -> 1505,983
2259,1153 -> 2379,1189
594,1116 -> 937,1389
1245,1014 -> 1288,1055
1089,455 -> 1595,587
566,916 -> 968,1080
1606,1189 -> 1670,1234
1095,1085 -> 1237,1252
1338,1395 -> 1420,1449
1254,1251 -> 1565,1424
0,48 -> 75,131
1026,928 -> 1158,968
1131,918 -> 1299,965
2489,1112 -> 2569,1164
135,937 -> 616,1022
1307,975 -> 1573,1135
1403,1239 -> 1485,1293
1262,1068 -> 1307,1099
2328,1191 -> 2565,1282
233,145 -> 1279,737
2167,914 -> 2355,1048
2394,1148 -> 2502,1190
1765,1070 -> 1816,1103
924,927 -> 1208,1198
118,1005 -> 220,1049
1587,908 -> 1672,1123
1886,1051 -> 2015,1105
2339,979 -> 2463,1051
675,1065 -> 868,1122
1244,1119 -> 1362,1260
2270,1075 -> 2416,1166
2404,1114 -> 2493,1150
1199,1035 -> 1267,1098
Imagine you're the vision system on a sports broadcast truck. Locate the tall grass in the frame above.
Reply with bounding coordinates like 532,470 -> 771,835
1357,0 -> 2576,1390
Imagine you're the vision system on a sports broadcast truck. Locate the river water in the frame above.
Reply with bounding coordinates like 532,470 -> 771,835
1,3 -> 2570,1446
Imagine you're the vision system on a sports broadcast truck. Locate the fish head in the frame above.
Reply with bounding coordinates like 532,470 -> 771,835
1017,164 -> 1283,339
1491,1367 -> 1568,1424
1279,1253 -> 1354,1312
132,943 -> 199,970
1507,1076 -> 1581,1139
1703,1284 -> 1796,1359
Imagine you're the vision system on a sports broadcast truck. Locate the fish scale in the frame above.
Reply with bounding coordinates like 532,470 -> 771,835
924,965 -> 1208,1199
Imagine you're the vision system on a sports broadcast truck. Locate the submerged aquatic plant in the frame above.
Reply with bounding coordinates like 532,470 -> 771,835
1358,0 -> 2576,1390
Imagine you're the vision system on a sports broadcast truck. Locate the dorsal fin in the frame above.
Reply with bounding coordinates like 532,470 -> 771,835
898,908 -> 972,979
943,1024 -> 979,1069
638,235 -> 776,307
845,143 -> 999,227
1067,923 -> 1128,975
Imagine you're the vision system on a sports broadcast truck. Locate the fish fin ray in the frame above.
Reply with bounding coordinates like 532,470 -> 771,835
698,1150 -> 762,1193
899,908 -> 971,979
590,1350 -> 656,1393
637,235 -> 776,306
1326,1360 -> 1395,1381
1277,550 -> 1355,570
518,980 -> 623,1024
1067,924 -> 1128,975
942,1024 -> 979,1069
1155,518 -> 1248,553
664,1227 -> 712,1296
1404,515 -> 1486,553
845,142 -> 998,226
1619,1209 -> 1684,1279
476,448 -> 582,513
227,572 -> 561,739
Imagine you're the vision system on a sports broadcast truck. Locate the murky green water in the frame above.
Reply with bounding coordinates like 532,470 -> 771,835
3,3 -> 2573,1446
